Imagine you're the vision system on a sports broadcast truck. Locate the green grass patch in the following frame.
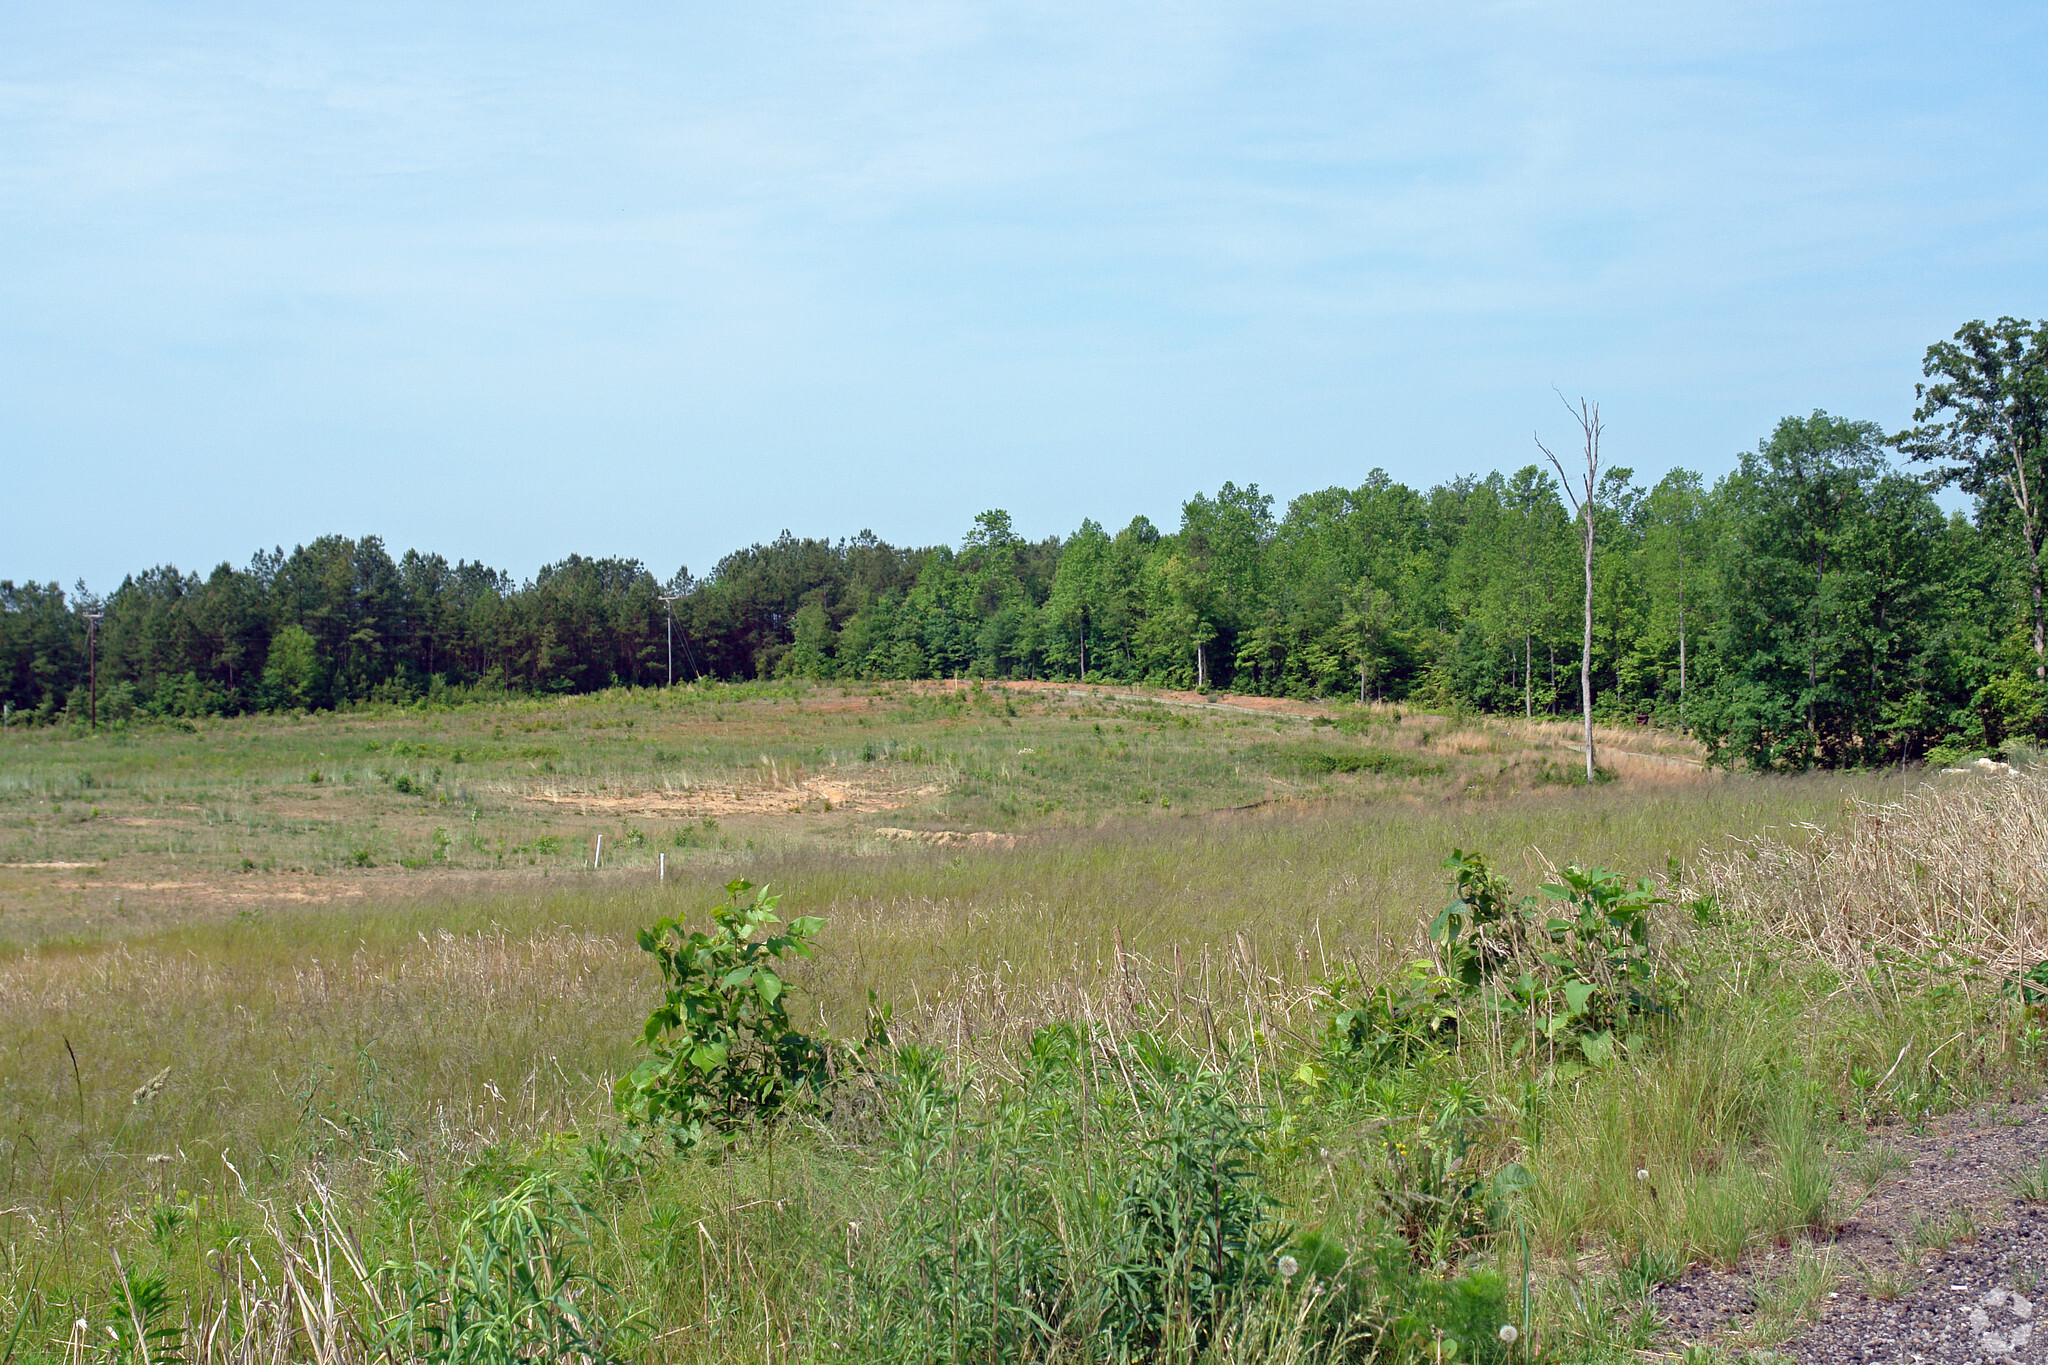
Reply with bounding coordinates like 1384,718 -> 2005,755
1280,743 -> 1445,778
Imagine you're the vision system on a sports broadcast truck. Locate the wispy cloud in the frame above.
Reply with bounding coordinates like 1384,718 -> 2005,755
2,1 -> 2044,581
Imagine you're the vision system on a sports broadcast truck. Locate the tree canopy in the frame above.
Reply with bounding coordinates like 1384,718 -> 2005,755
7,321 -> 2047,769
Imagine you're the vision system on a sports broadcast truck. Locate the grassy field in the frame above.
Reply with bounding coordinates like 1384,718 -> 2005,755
0,678 -> 1720,946
1,681 -> 1999,1365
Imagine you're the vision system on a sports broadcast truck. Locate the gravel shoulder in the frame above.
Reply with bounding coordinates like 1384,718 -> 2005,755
1654,1098 -> 2048,1362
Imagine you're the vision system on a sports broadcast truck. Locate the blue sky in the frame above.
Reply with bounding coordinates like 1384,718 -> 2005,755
5,2 -> 2045,589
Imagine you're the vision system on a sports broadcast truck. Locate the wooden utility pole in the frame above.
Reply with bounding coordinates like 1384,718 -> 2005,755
1537,394 -> 1602,782
659,593 -> 682,687
85,610 -> 103,731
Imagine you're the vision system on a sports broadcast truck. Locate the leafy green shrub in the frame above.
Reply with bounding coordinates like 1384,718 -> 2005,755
1375,1086 -> 1492,1270
1516,859 -> 1673,1058
852,1028 -> 1286,1362
1284,1228 -> 1512,1365
1317,850 -> 1679,1080
614,879 -> 832,1150
1284,745 -> 1444,779
106,1261 -> 185,1365
380,1174 -> 625,1365
1313,960 -> 1465,1074
1102,1033 -> 1284,1349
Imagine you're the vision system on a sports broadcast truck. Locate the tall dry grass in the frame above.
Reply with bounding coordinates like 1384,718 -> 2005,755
1691,769 -> 2048,978
1,767 -> 1960,1365
0,775 -> 1895,1232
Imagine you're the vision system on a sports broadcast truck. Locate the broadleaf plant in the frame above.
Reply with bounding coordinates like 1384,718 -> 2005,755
614,878 -> 831,1150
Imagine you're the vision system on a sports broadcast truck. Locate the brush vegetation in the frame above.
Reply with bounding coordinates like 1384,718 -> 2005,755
0,682 -> 2040,1363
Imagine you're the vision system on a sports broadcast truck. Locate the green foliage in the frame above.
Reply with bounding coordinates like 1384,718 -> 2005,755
1283,744 -> 1444,779
1432,849 -> 1523,990
10,334 -> 2048,764
380,1174 -> 626,1365
1106,1036 -> 1281,1348
1284,1228 -> 1512,1364
1316,960 -> 1467,1073
107,1260 -> 185,1365
1374,1086 -> 1494,1270
1523,860 -> 1669,1042
259,623 -> 324,711
1319,850 -> 1676,1082
613,879 -> 831,1149
1692,412 -> 1970,768
1896,316 -> 2048,689
851,1029 -> 1300,1361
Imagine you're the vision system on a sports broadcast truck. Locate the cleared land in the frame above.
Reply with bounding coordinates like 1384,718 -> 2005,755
0,679 -> 1718,945
2,681 -> 1999,1365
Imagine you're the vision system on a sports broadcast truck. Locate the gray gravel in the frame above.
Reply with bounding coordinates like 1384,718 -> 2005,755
1651,1101 -> 2048,1362
1779,1204 -> 2048,1363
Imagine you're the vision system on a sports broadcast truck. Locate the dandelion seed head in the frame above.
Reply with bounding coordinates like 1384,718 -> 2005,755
1278,1255 -> 1299,1279
1498,1324 -> 1519,1344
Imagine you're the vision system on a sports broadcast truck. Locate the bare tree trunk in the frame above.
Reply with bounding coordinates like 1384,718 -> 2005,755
1580,505 -> 1595,779
1538,394 -> 1602,781
2027,528 -> 2046,680
1677,565 -> 1687,732
1810,554 -> 1823,754
1524,632 -> 1532,718
2005,435 -> 2046,679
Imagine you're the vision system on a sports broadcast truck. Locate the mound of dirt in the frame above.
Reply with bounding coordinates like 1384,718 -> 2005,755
517,774 -> 942,818
871,827 -> 1019,849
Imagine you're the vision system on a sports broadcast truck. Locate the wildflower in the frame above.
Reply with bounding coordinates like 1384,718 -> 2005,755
1637,1168 -> 1649,1181
1278,1255 -> 1300,1279
1498,1324 -> 1519,1344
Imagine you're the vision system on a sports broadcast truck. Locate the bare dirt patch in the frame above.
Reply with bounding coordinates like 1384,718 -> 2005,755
515,773 -> 944,819
872,827 -> 1020,849
91,874 -> 368,905
993,680 -> 1336,719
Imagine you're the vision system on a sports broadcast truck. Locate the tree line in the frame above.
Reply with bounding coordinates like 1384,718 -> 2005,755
5,319 -> 2045,770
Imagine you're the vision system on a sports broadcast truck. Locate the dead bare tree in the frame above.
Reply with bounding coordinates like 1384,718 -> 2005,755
1536,393 -> 1602,782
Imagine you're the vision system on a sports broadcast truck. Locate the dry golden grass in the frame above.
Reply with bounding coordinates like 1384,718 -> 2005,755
0,773 -> 1893,1238
1692,768 -> 2048,977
